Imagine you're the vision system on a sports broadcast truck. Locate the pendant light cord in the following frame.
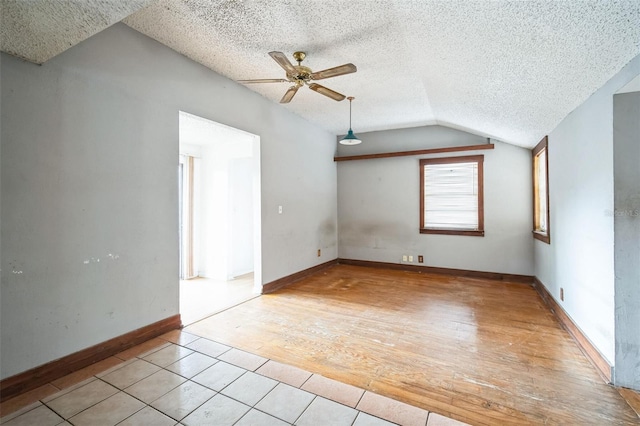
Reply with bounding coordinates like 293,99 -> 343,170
340,96 -> 361,145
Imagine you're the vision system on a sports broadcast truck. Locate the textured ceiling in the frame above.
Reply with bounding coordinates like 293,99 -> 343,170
2,1 -> 639,148
0,0 -> 154,64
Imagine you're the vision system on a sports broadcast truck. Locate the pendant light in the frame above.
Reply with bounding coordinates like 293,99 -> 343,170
340,96 -> 361,145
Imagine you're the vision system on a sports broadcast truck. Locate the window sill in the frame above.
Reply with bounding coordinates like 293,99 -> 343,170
420,229 -> 484,237
533,231 -> 550,244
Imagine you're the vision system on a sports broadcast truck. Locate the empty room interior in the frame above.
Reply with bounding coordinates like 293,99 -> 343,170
1,1 -> 639,425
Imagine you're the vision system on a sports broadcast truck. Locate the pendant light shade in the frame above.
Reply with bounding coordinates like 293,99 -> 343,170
340,96 -> 361,145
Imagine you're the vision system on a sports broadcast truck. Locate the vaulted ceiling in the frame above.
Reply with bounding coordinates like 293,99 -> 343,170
2,0 -> 639,148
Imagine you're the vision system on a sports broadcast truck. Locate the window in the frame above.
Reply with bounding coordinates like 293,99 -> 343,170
420,155 -> 484,236
532,136 -> 550,243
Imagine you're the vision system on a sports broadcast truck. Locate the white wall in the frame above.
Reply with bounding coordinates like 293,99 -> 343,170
337,126 -> 533,275
229,157 -> 255,278
0,23 -> 337,379
196,141 -> 254,281
534,53 -> 640,366
200,146 -> 230,279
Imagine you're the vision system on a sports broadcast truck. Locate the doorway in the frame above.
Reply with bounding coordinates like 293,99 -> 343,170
178,111 -> 262,325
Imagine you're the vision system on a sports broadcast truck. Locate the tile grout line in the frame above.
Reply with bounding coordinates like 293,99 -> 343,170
353,388 -> 367,411
291,394 -> 318,426
40,377 -> 119,424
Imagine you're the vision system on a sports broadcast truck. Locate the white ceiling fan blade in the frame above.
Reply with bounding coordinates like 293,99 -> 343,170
309,63 -> 357,80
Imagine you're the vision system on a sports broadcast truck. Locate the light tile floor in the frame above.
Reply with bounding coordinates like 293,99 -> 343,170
0,330 -> 470,426
180,274 -> 257,326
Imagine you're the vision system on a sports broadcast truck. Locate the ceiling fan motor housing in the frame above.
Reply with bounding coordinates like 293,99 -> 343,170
290,65 -> 312,82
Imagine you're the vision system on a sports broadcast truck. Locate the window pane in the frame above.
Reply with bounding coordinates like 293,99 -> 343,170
536,149 -> 547,232
423,161 -> 479,230
425,163 -> 477,195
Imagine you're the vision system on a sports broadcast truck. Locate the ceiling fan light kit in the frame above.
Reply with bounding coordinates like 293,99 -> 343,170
238,51 -> 357,104
340,96 -> 361,145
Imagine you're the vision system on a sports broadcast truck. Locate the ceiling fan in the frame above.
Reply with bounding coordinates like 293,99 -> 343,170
238,51 -> 357,103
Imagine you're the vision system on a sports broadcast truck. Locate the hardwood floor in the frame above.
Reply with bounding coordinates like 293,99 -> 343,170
185,264 -> 639,425
620,387 -> 640,418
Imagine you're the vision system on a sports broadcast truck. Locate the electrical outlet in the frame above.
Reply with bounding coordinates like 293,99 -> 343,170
560,288 -> 564,301
418,255 -> 424,263
278,205 -> 283,214
408,255 -> 413,262
317,249 -> 321,257
402,255 -> 408,262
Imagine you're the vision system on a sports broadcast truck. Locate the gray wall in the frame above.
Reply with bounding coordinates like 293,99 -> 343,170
534,54 -> 640,366
0,23 -> 338,379
613,91 -> 640,388
337,126 -> 533,275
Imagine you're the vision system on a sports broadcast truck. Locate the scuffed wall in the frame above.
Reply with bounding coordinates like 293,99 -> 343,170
0,24 -> 337,379
337,126 -> 533,275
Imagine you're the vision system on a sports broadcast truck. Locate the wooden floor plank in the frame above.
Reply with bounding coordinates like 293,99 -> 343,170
185,264 -> 639,425
620,387 -> 640,418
